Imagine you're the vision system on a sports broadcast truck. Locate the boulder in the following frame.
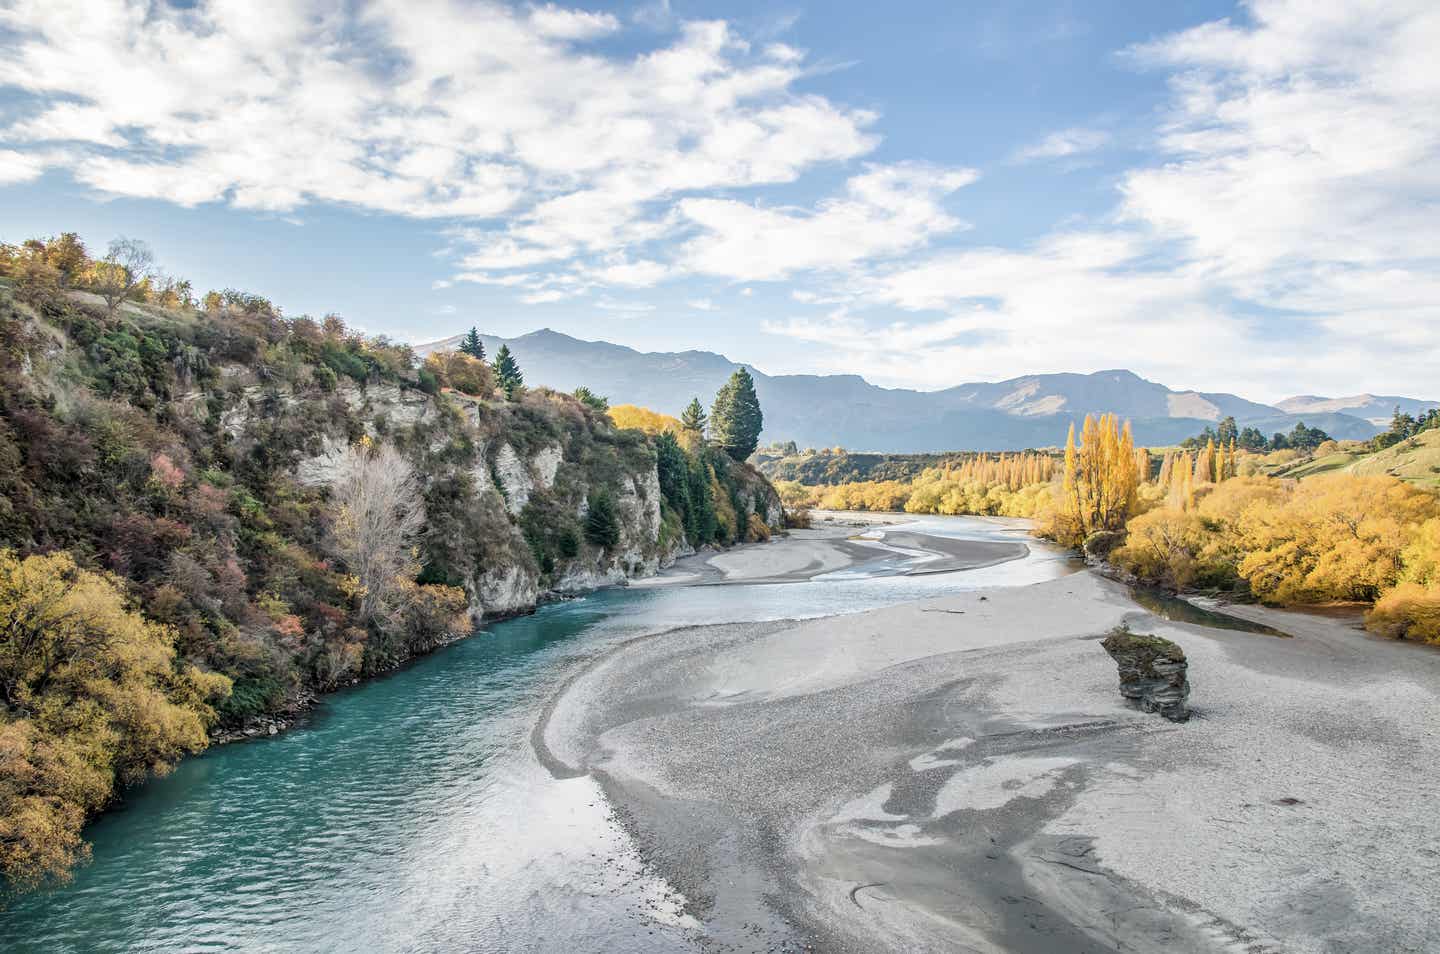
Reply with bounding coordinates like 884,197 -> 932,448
1100,626 -> 1190,722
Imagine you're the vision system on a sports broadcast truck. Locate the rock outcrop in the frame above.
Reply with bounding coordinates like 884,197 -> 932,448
1100,626 -> 1191,722
213,375 -> 785,623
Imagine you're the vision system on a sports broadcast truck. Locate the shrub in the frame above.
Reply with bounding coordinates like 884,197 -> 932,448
1366,583 -> 1440,644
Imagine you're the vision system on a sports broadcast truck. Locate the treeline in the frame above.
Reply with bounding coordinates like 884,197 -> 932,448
1181,415 -> 1331,453
777,451 -> 1057,517
1368,406 -> 1440,452
753,445 -> 1051,486
1040,415 -> 1440,645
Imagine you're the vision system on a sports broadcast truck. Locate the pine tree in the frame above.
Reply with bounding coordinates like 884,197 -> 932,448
709,368 -> 763,462
492,344 -> 523,399
459,327 -> 485,361
680,397 -> 708,436
583,493 -> 621,550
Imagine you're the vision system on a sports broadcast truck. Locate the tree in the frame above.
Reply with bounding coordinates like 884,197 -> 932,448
1046,414 -> 1141,547
423,351 -> 495,397
583,493 -> 621,550
93,238 -> 155,317
680,397 -> 708,436
459,327 -> 485,361
0,549 -> 229,892
573,386 -> 608,412
1216,416 -> 1238,445
41,232 -> 88,286
492,344 -> 523,399
331,441 -> 425,625
709,368 -> 763,461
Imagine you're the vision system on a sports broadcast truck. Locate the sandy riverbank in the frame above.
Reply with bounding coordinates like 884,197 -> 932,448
635,513 -> 1030,587
540,543 -> 1440,952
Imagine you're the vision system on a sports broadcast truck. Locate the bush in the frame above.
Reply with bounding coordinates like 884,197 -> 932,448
1366,583 -> 1440,644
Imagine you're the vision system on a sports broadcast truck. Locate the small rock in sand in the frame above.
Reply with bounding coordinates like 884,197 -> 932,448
1100,625 -> 1191,722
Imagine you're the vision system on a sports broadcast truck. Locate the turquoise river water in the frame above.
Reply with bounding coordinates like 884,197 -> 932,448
0,518 -> 1077,953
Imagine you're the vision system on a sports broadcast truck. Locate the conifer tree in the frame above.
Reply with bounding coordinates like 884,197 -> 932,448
492,344 -> 523,399
583,493 -> 621,550
709,368 -> 763,462
680,397 -> 708,436
459,327 -> 485,361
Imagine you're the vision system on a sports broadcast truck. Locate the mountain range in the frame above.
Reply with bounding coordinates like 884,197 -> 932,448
417,329 -> 1437,452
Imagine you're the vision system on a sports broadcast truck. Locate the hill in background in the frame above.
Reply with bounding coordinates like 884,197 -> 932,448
419,329 -> 1425,452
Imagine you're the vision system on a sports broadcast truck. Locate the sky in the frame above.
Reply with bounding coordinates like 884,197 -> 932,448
0,0 -> 1437,401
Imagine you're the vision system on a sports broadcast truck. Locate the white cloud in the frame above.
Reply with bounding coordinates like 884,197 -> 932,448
687,298 -> 717,311
0,149 -> 45,184
0,0 -> 878,297
772,0 -> 1440,397
678,162 -> 977,281
1013,127 -> 1110,162
595,298 -> 656,314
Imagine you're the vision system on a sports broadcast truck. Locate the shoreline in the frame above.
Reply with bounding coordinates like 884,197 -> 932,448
540,552 -> 1440,952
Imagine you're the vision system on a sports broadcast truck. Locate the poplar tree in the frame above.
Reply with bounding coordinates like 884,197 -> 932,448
709,368 -> 763,462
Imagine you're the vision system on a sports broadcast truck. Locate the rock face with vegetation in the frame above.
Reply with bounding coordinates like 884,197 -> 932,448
0,234 -> 783,892
1100,626 -> 1191,722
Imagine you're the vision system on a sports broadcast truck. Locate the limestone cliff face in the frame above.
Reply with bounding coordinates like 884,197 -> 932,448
211,372 -> 782,622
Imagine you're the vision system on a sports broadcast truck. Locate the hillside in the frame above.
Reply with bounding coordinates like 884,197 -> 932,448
420,329 -> 1399,451
0,257 -> 781,891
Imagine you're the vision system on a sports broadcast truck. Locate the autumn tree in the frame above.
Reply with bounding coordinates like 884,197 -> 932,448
0,550 -> 230,891
459,327 -> 485,361
492,344 -> 523,398
93,237 -> 155,317
608,404 -> 682,435
423,351 -> 495,397
710,368 -> 763,462
1047,414 -> 1141,547
331,441 -> 425,625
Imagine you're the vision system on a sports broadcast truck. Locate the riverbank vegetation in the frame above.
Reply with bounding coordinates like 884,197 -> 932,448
0,232 -> 782,894
770,413 -> 1440,647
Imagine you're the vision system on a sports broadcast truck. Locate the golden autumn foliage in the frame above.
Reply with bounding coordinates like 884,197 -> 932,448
776,453 -> 1056,518
1112,474 -> 1440,607
423,351 -> 495,398
0,550 -> 231,891
1041,415 -> 1142,547
608,404 -> 683,436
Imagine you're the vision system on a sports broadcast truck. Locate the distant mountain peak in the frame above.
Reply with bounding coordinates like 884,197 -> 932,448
409,328 -> 1421,451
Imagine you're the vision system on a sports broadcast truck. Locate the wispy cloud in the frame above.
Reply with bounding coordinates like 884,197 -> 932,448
1013,127 -> 1110,162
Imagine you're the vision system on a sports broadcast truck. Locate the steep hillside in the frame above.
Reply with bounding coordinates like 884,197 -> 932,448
0,282 -> 780,728
420,329 -> 1388,451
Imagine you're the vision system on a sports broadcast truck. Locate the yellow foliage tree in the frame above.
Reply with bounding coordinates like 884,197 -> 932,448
1046,414 -> 1140,546
0,550 -> 230,891
608,404 -> 683,436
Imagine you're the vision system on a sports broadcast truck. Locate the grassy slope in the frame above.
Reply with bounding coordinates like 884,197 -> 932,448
1262,430 -> 1440,488
1343,429 -> 1440,488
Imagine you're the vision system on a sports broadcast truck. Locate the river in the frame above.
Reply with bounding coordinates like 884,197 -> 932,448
1,517 -> 1076,953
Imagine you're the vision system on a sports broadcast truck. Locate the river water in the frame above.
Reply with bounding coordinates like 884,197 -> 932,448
1,518 -> 1076,953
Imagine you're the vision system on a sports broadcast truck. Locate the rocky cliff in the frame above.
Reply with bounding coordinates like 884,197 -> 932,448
0,281 -> 783,730
198,366 -> 781,623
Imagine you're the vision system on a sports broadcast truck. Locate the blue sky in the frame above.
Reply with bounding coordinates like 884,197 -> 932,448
1,0 -> 1437,400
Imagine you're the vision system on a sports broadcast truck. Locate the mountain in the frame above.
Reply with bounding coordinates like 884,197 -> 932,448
418,329 -> 1404,451
1276,394 -> 1440,427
